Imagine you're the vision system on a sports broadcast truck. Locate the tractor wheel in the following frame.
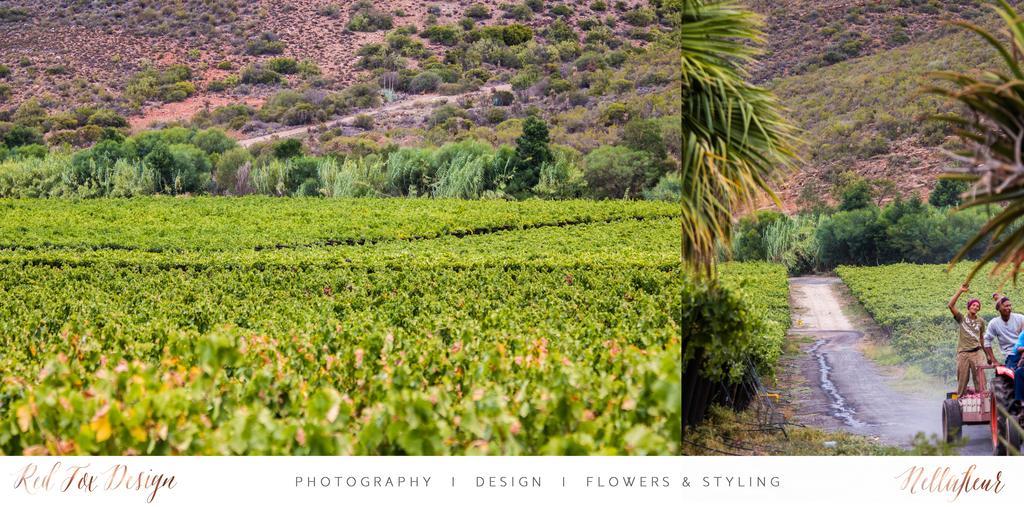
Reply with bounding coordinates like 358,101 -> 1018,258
992,375 -> 1015,455
942,398 -> 962,443
1005,415 -> 1022,455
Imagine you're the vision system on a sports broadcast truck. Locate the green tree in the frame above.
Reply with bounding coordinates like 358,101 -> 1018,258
837,178 -> 874,211
622,119 -> 667,160
582,146 -> 659,199
928,179 -> 968,207
508,115 -> 552,196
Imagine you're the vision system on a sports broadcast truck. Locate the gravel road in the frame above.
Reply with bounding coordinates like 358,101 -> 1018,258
787,276 -> 991,455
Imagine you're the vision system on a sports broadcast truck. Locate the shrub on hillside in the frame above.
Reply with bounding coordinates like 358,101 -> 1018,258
347,0 -> 393,32
502,24 -> 533,46
266,57 -> 299,74
240,64 -> 282,85
125,64 -> 195,104
421,25 -> 461,46
466,4 -> 491,19
1,123 -> 44,147
410,71 -> 442,93
245,32 -> 286,55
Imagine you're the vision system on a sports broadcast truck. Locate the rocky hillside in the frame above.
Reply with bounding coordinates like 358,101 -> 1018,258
0,0 -> 666,132
743,0 -> 1015,210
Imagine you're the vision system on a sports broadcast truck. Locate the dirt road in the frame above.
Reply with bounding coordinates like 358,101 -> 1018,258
787,277 -> 990,455
238,84 -> 513,148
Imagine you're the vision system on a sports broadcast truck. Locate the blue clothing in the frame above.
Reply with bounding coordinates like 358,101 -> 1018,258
1006,354 -> 1024,402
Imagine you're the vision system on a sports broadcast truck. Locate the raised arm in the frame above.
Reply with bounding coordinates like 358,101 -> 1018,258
948,283 -> 968,320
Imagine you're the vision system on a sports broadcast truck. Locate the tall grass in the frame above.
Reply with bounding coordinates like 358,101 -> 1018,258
318,156 -> 387,197
250,158 -> 291,196
385,147 -> 433,196
0,153 -> 70,198
109,159 -> 161,197
432,151 -> 491,199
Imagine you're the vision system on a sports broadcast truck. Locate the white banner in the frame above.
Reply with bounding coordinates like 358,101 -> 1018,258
0,456 -> 1020,506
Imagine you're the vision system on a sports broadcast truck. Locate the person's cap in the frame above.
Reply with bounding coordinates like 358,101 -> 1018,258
999,296 -> 1011,307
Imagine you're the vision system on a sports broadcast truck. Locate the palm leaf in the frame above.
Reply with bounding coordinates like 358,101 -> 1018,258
681,0 -> 798,278
931,0 -> 1024,284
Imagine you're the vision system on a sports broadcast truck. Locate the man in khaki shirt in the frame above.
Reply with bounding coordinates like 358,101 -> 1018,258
949,283 -> 987,396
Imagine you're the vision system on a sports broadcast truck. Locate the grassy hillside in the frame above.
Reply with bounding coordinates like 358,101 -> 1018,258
745,0 -> 990,82
768,21 -> 1002,207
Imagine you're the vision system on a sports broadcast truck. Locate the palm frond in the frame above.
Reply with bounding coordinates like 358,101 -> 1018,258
931,0 -> 1024,284
681,0 -> 798,278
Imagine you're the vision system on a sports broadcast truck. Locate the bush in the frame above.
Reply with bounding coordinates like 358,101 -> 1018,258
545,19 -> 577,43
532,147 -> 586,199
0,152 -> 70,197
491,90 -> 515,107
245,32 -> 286,55
240,64 -> 282,85
266,57 -> 298,74
13,144 -> 48,159
214,147 -> 251,194
550,5 -> 571,17
502,24 -> 533,46
484,108 -> 507,125
86,110 -> 129,128
317,4 -> 341,17
124,64 -> 195,104
297,60 -> 321,77
814,199 -> 989,268
421,25 -> 460,46
409,71 -> 442,93
601,102 -> 631,125
353,114 -> 374,130
643,172 -> 681,202
109,159 -> 161,197
466,4 -> 491,19
623,8 -> 656,27
732,211 -> 789,262
929,179 -> 969,207
319,156 -> 387,197
622,119 -> 666,160
815,207 -> 886,267
427,104 -> 468,128
192,128 -> 237,155
272,139 -> 304,159
2,124 -> 44,147
837,177 -> 874,211
347,1 -> 393,31
582,146 -> 658,199
505,4 -> 532,20
163,143 -> 212,194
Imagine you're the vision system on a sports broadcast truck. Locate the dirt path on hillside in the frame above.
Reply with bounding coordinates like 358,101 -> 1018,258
786,277 -> 990,455
238,84 -> 513,148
